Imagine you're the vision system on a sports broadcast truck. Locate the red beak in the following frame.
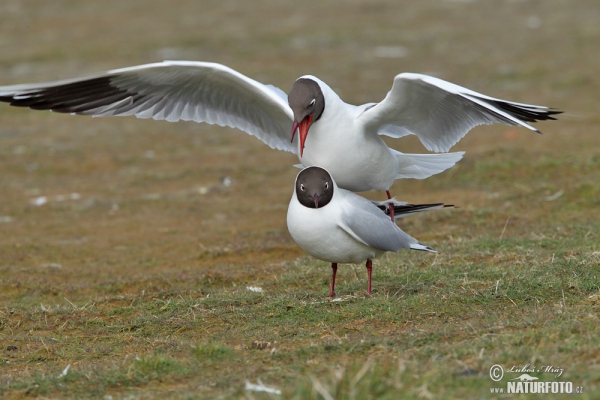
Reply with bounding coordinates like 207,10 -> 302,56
291,114 -> 313,157
313,193 -> 319,208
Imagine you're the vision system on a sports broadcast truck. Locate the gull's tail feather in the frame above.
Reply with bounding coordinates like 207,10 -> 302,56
372,199 -> 454,218
392,150 -> 465,180
410,242 -> 437,253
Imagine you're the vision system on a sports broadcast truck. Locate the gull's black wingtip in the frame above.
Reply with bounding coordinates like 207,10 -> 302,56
544,108 -> 563,121
380,202 -> 455,216
0,95 -> 15,104
536,109 -> 563,134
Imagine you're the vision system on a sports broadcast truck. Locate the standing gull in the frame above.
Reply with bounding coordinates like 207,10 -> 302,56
287,166 -> 450,296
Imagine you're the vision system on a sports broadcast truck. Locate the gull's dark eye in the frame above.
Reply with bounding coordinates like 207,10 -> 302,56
309,99 -> 316,107
324,182 -> 329,190
300,183 -> 305,191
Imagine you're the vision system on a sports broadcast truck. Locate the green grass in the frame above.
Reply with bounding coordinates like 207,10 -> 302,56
2,241 -> 599,398
2,0 -> 600,398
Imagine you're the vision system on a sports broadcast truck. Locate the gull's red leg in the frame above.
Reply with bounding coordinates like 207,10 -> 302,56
329,263 -> 338,298
365,259 -> 373,295
386,190 -> 395,223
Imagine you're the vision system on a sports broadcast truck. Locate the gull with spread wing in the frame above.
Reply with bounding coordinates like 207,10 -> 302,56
0,61 -> 560,219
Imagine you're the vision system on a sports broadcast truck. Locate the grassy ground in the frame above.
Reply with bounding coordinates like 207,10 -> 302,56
1,0 -> 599,398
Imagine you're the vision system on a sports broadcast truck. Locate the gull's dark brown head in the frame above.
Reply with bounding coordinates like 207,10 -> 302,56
295,166 -> 334,209
288,78 -> 325,157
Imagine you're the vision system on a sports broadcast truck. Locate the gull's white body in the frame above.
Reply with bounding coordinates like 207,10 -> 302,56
296,76 -> 401,191
288,191 -> 386,264
287,174 -> 428,264
0,61 -> 558,193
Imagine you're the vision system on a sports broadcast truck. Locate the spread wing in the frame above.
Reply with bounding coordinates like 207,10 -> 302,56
0,61 -> 296,152
359,73 -> 561,152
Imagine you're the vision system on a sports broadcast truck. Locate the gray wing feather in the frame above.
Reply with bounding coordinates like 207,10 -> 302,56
359,73 -> 560,153
0,61 -> 296,153
339,196 -> 418,252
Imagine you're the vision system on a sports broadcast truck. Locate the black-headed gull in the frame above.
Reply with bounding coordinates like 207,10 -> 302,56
0,61 -> 559,203
287,166 -> 450,297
